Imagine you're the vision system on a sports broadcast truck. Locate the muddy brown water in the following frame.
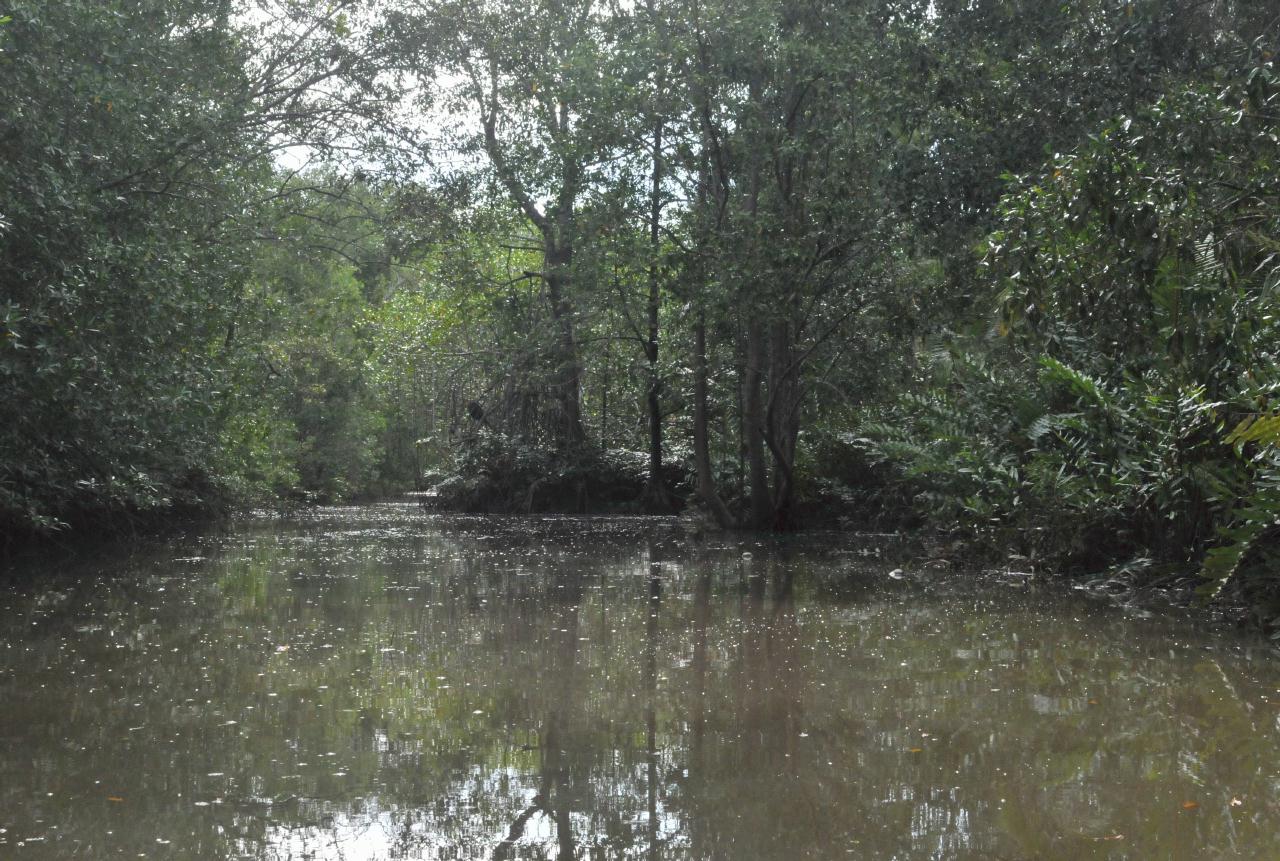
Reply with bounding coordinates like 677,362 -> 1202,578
1,505 -> 1278,860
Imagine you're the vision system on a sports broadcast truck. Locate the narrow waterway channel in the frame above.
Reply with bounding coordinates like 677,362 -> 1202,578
1,505 -> 1277,859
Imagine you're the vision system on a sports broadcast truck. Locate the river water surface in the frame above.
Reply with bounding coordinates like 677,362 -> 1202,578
2,505 -> 1278,860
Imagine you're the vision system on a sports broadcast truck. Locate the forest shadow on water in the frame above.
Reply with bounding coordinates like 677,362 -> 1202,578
1,504 -> 1278,860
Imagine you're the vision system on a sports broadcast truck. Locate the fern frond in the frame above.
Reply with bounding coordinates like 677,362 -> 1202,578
1027,412 -> 1081,442
1227,413 -> 1280,450
1038,356 -> 1114,410
1198,492 -> 1280,600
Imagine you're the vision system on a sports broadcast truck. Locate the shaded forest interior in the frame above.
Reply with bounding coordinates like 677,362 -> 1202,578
2,1 -> 1279,620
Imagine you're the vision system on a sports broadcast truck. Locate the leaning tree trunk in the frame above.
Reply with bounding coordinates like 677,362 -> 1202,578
481,97 -> 587,451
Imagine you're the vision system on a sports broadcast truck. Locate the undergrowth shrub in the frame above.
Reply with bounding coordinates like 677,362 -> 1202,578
431,429 -> 688,514
858,57 -> 1280,625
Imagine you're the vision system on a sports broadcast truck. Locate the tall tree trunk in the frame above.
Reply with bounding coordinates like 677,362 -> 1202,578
482,92 -> 586,450
600,356 -> 609,444
643,114 -> 671,511
739,72 -> 770,528
743,317 -> 772,528
545,237 -> 586,447
766,317 -> 801,530
693,312 -> 735,527
689,129 -> 733,527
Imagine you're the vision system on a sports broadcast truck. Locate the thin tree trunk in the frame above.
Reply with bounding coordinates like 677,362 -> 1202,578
766,317 -> 800,530
600,360 -> 609,445
743,317 -> 772,528
739,72 -> 770,528
643,112 -> 671,510
694,312 -> 735,527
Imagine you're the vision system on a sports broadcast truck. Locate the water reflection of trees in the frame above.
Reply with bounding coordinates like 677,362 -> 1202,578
3,511 -> 1280,860
679,560 -> 834,860
492,568 -> 581,861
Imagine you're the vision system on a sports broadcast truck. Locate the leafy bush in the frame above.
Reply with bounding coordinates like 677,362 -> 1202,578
430,430 -> 685,514
858,58 -> 1280,621
0,1 -> 261,533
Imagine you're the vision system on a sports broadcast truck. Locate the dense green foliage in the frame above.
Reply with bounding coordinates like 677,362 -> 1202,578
0,0 -> 384,531
0,1 -> 258,530
861,47 -> 1280,618
2,0 -> 1277,619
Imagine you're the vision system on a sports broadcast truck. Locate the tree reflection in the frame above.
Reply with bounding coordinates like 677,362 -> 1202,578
491,567 -> 583,861
544,568 -> 582,861
733,560 -> 801,768
3,509 -> 1280,860
645,561 -> 662,861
